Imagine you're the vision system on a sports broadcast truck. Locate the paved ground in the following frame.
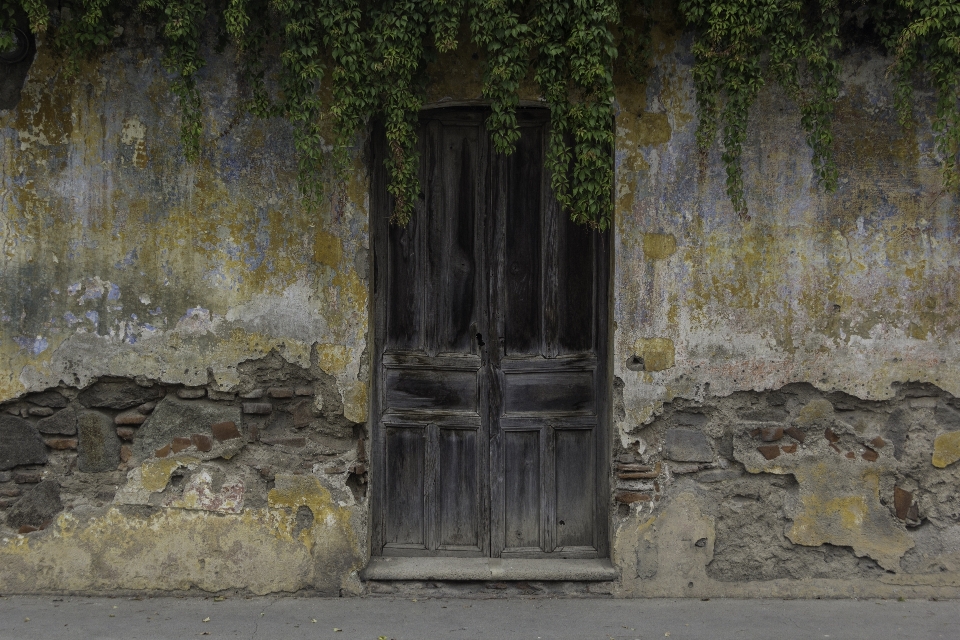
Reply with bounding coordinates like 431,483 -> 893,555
0,594 -> 956,639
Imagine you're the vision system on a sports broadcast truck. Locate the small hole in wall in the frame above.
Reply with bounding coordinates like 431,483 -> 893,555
695,538 -> 707,548
626,355 -> 645,372
688,582 -> 694,588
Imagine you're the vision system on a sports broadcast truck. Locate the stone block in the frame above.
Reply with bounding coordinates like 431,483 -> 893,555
116,427 -> 136,441
137,402 -> 157,414
5,480 -> 62,530
26,391 -> 68,408
295,387 -> 314,396
12,471 -> 42,483
240,389 -> 264,399
78,381 -> 162,410
0,472 -> 10,483
77,410 -> 121,472
177,388 -> 207,399
0,415 -> 48,470
36,406 -> 78,435
0,488 -> 21,497
133,397 -> 242,460
268,387 -> 294,398
27,407 -> 54,417
663,428 -> 713,462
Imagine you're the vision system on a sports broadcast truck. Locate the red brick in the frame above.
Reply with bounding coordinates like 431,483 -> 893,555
120,445 -> 133,463
781,443 -> 798,454
845,451 -> 856,459
757,445 -> 780,460
115,411 -> 146,425
212,421 -> 242,441
260,436 -> 306,448
18,525 -> 38,534
171,437 -> 192,453
155,444 -> 171,458
824,428 -> 839,443
44,437 -> 78,450
870,436 -> 886,449
862,448 -> 879,462
784,426 -> 806,443
116,427 -> 136,441
894,486 -> 913,520
191,434 -> 213,452
616,492 -> 651,504
760,427 -> 784,442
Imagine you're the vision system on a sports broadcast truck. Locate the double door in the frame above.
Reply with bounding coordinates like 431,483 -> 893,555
370,107 -> 609,559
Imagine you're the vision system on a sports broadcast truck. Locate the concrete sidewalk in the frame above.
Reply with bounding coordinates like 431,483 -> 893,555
0,594 -> 955,640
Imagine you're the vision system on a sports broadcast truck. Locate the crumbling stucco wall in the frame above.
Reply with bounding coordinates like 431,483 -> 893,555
1,12 -> 959,597
611,20 -> 960,598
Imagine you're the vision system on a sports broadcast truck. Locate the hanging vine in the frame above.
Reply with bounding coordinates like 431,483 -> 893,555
2,0 -> 958,224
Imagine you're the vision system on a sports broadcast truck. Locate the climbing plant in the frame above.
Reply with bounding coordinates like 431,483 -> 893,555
1,0 -> 958,223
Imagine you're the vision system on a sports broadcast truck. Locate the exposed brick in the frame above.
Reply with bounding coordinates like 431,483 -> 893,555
862,448 -> 879,462
760,427 -> 784,442
894,486 -> 913,520
357,438 -> 367,463
295,387 -> 314,396
268,387 -> 294,398
242,403 -> 272,415
44,438 -> 77,450
824,428 -> 839,443
757,445 -> 780,460
116,427 -> 136,441
240,389 -> 264,399
211,421 -> 242,441
207,390 -> 236,402
616,492 -> 652,504
119,445 -> 132,463
191,434 -> 213,452
18,525 -> 38,534
324,467 -> 346,474
176,388 -> 206,399
350,463 -> 367,475
0,488 -> 21,497
171,437 -> 192,453
617,463 -> 654,472
784,426 -> 806,443
845,451 -> 856,459
618,462 -> 661,479
137,402 -> 157,414
829,443 -> 841,453
115,411 -> 146,425
781,443 -> 798,454
870,436 -> 887,448
27,407 -> 54,417
155,444 -> 171,458
0,498 -> 17,508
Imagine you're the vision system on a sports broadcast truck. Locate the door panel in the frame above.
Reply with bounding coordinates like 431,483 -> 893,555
372,107 -> 609,560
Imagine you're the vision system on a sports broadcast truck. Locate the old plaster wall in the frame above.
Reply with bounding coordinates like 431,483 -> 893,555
610,20 -> 960,598
1,23 -> 370,594
0,13 -> 959,598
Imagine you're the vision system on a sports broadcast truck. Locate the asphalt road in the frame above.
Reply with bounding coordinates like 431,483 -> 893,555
0,594 -> 955,639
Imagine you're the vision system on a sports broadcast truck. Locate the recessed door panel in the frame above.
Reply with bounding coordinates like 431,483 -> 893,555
438,428 -> 480,549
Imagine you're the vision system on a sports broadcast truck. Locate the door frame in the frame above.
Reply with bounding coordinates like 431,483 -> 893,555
367,104 -> 613,560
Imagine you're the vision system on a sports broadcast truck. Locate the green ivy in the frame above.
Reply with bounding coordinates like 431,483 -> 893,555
679,0 -> 841,216
894,0 -> 960,190
7,1 -> 959,224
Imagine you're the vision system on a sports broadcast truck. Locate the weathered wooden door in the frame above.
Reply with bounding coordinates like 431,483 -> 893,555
371,107 -> 609,560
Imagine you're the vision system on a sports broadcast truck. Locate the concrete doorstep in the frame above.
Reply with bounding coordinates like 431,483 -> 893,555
0,594 -> 957,640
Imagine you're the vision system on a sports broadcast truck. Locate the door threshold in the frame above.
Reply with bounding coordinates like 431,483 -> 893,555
360,557 -> 618,582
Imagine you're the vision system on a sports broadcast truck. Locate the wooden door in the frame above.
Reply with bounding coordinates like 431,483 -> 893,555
371,107 -> 609,559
